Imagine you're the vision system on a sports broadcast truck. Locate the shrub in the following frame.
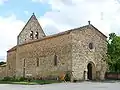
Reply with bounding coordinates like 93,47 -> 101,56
19,77 -> 27,81
1,76 -> 33,82
65,72 -> 71,81
0,61 -> 6,65
2,77 -> 12,81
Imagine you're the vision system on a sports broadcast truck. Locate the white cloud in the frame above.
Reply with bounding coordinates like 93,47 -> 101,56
1,0 -> 120,61
33,0 -> 120,36
0,0 -> 8,5
38,17 -> 60,35
0,14 -> 25,61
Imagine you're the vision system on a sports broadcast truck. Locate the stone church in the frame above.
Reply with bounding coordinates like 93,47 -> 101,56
5,13 -> 107,81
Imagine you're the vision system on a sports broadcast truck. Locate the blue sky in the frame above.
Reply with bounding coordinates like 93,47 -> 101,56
0,0 -> 53,61
0,0 -> 51,21
1,0 -> 120,61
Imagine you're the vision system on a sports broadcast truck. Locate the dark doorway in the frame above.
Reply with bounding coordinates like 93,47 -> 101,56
87,63 -> 92,80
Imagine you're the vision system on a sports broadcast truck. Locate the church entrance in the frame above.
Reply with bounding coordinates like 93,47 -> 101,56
87,62 -> 96,80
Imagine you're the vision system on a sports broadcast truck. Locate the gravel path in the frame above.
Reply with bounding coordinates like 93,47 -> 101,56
0,81 -> 120,90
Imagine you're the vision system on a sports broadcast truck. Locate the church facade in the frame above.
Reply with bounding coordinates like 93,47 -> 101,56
5,14 -> 107,81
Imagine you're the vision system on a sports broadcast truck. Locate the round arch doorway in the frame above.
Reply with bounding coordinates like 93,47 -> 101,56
87,62 -> 96,80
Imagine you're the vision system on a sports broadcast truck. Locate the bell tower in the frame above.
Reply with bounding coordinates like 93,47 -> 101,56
17,13 -> 45,45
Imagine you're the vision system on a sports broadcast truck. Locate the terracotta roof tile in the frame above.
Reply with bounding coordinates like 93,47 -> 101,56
8,24 -> 107,51
7,46 -> 17,52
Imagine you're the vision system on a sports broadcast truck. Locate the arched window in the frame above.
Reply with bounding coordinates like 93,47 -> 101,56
30,31 -> 33,39
35,32 -> 39,39
9,64 -> 10,70
23,59 -> 25,67
54,55 -> 57,66
36,58 -> 39,67
89,43 -> 93,49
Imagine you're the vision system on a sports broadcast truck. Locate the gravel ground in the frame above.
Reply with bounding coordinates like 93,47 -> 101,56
0,81 -> 120,90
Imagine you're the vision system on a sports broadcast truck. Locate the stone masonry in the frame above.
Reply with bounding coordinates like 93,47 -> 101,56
5,14 -> 107,81
0,65 -> 6,78
71,25 -> 107,80
17,13 -> 45,45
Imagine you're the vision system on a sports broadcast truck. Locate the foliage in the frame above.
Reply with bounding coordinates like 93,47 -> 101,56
2,77 -> 12,81
0,61 -> 6,65
65,71 -> 71,81
107,33 -> 120,72
0,77 -> 60,85
19,77 -> 27,81
33,80 -> 60,85
1,76 -> 28,82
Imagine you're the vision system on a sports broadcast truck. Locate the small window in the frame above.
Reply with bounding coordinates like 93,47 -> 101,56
37,58 -> 39,67
54,55 -> 57,66
9,64 -> 10,70
89,43 -> 93,49
35,32 -> 39,39
30,31 -> 33,39
23,59 -> 25,67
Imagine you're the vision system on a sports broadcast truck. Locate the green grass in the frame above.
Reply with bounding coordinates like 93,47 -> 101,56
0,80 -> 61,85
34,80 -> 61,85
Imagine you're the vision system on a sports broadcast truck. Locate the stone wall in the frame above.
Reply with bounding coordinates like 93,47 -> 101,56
71,25 -> 107,80
0,66 -> 6,79
105,72 -> 120,80
6,23 -> 107,81
16,33 -> 72,79
6,50 -> 16,77
17,15 -> 45,45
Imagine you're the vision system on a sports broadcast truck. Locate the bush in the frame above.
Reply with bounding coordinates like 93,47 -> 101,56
0,61 -> 6,65
19,77 -> 27,81
2,77 -> 12,81
65,72 -> 71,81
1,76 -> 31,82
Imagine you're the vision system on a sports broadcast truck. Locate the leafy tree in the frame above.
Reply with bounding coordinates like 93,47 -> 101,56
107,33 -> 120,72
108,33 -> 116,40
0,61 -> 6,65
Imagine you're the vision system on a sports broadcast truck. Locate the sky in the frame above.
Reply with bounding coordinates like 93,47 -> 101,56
1,0 -> 120,61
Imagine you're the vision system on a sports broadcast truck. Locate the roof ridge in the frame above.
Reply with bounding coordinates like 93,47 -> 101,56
7,24 -> 107,52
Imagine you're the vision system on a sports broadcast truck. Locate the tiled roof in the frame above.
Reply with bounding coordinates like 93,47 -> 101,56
7,24 -> 107,52
7,46 -> 17,52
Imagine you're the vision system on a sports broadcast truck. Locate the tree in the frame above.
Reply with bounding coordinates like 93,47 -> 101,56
107,33 -> 120,72
108,33 -> 116,40
0,61 -> 6,65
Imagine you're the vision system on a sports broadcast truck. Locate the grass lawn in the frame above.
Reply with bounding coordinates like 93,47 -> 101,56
0,80 -> 61,85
